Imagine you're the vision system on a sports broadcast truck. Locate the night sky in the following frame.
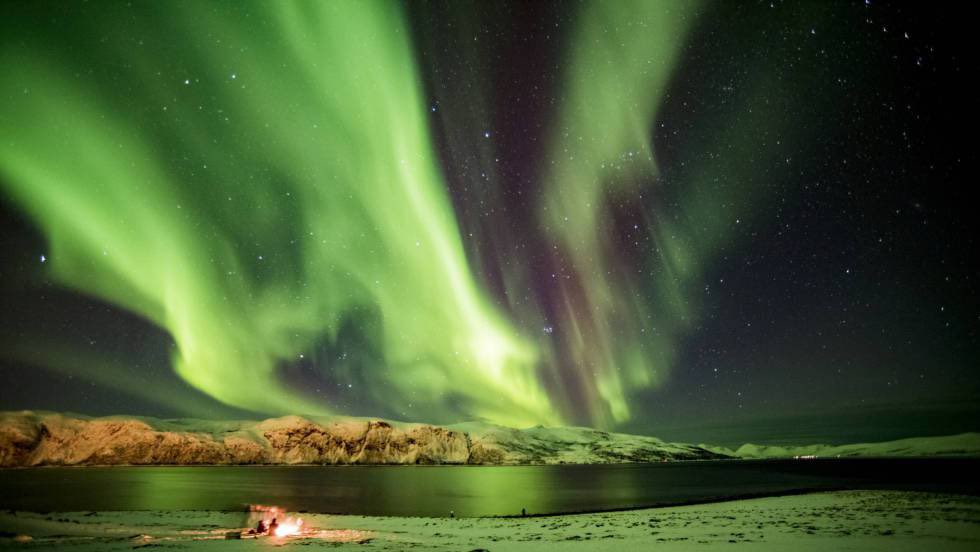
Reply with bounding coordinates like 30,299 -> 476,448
1,1 -> 976,446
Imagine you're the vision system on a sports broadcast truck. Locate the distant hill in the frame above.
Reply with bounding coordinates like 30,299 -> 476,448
702,433 -> 980,459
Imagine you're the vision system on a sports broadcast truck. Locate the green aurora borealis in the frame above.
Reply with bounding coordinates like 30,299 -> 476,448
537,1 -> 700,425
1,2 -> 564,426
1,1 -> 977,439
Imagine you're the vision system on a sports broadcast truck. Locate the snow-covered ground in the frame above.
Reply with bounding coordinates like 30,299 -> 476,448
1,490 -> 978,550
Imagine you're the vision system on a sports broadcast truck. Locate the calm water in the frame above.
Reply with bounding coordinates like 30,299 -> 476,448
1,459 -> 977,517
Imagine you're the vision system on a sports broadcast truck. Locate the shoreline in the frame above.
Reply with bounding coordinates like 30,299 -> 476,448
1,454 -> 977,469
1,488 -> 833,518
2,487 -> 979,519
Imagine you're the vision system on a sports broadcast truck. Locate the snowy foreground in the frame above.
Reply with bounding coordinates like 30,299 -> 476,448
1,491 -> 978,551
3,411 -> 979,467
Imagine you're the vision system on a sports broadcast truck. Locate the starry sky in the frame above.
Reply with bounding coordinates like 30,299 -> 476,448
0,1 -> 976,445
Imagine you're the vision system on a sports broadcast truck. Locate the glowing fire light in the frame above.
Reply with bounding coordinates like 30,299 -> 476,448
273,517 -> 303,538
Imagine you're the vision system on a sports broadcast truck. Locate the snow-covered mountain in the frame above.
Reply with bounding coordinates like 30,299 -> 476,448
702,432 -> 980,459
455,422 -> 723,464
0,411 -> 724,467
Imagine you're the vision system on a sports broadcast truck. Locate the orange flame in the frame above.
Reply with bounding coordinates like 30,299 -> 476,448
273,517 -> 303,538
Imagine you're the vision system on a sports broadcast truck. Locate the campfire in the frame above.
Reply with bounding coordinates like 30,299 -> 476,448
272,516 -> 303,537
248,504 -> 307,539
232,504 -> 371,544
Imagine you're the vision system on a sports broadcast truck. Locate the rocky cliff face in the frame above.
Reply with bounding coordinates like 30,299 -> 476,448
0,411 -> 723,467
257,416 -> 470,464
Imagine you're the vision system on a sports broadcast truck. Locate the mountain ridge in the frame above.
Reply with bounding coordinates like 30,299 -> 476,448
0,411 -> 725,467
2,411 -> 977,467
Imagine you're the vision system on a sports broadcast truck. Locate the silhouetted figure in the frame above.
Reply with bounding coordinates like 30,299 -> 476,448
521,508 -> 526,517
256,519 -> 267,534
268,518 -> 279,536
449,510 -> 455,518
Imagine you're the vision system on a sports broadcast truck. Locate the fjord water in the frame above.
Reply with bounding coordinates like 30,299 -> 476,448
1,459 -> 977,517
